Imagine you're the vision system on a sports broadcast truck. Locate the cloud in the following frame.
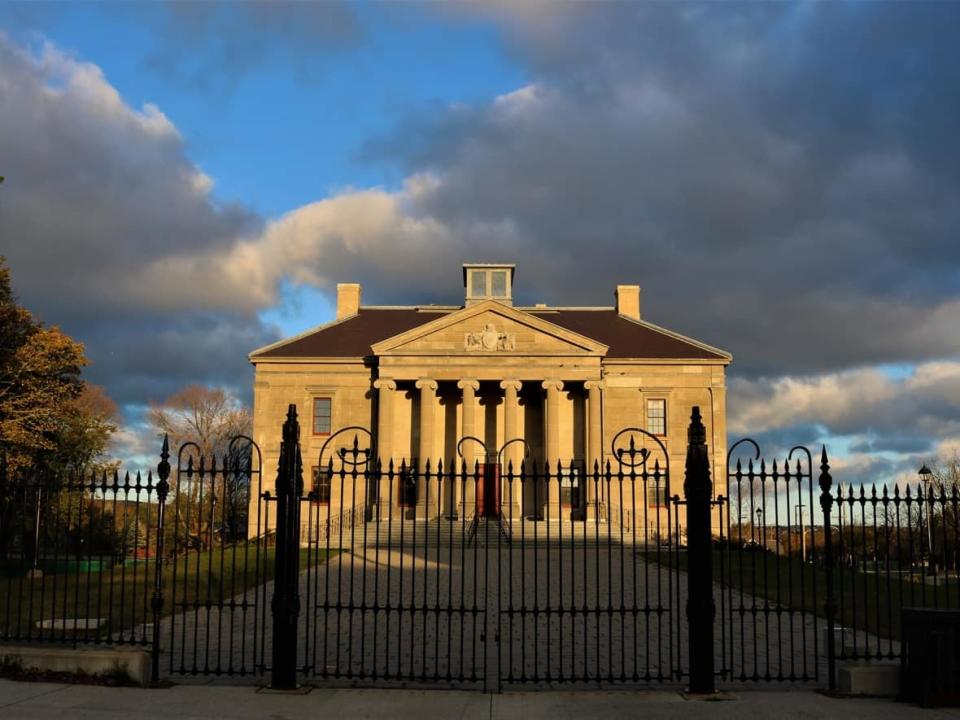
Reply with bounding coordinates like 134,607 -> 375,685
4,4 -> 960,484
128,2 -> 364,92
728,361 -> 960,471
0,35 -> 278,404
356,2 -> 960,375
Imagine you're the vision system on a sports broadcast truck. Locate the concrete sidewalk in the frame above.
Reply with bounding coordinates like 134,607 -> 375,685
1,681 -> 959,720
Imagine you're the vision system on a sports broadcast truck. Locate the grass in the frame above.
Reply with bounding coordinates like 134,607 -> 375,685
0,542 -> 334,641
645,547 -> 959,641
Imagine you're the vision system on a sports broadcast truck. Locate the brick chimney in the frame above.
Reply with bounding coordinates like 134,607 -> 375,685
616,285 -> 641,321
336,283 -> 361,320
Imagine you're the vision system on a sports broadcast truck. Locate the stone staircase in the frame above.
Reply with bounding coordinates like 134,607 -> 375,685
347,517 -> 650,549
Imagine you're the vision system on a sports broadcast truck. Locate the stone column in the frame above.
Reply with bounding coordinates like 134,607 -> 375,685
415,379 -> 438,518
584,380 -> 604,520
373,378 -> 396,519
457,379 -> 480,518
542,380 -> 563,464
542,379 -> 564,520
500,379 -> 523,518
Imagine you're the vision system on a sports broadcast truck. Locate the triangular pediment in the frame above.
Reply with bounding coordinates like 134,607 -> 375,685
371,301 -> 608,357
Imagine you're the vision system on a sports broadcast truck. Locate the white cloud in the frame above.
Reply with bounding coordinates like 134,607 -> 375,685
729,361 -> 960,454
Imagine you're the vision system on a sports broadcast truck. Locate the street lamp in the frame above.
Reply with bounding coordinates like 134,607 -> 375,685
755,507 -> 763,546
919,464 -> 934,576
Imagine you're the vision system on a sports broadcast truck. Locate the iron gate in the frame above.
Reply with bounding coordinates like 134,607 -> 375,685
8,404 -> 960,691
305,428 -> 489,688
290,411 -> 685,690
495,429 -> 683,687
719,439 -> 824,684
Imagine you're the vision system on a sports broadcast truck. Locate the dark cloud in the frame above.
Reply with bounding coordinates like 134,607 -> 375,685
363,2 -> 960,376
133,2 -> 364,92
728,424 -> 828,462
0,34 -> 277,407
848,435 -> 935,456
78,311 -> 278,407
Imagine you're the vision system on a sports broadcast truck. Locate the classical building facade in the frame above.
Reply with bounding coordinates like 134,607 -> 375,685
248,264 -> 730,530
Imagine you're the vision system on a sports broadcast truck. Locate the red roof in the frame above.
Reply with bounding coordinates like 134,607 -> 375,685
254,308 -> 728,361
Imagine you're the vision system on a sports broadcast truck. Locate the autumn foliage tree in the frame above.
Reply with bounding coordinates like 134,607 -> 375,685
0,257 -> 116,472
0,257 -> 119,559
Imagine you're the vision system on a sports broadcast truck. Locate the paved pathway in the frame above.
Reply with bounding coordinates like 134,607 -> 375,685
2,680 -> 958,720
156,532 -> 869,690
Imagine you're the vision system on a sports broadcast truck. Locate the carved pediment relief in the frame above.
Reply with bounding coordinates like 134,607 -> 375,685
465,323 -> 515,352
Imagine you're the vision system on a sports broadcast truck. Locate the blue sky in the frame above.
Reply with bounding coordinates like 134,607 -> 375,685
0,3 -> 525,217
1,2 -> 959,484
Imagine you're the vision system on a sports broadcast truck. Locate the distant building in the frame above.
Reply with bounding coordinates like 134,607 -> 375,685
248,263 -> 730,531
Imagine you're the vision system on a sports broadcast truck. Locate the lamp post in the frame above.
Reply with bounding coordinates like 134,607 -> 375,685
919,464 -> 934,576
755,507 -> 763,546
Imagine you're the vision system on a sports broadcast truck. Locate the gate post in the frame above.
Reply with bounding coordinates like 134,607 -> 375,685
271,404 -> 304,689
684,407 -> 715,693
150,435 -> 171,686
818,447 -> 837,691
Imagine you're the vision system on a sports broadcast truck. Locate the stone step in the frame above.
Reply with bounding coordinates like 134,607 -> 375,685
339,519 -> 645,548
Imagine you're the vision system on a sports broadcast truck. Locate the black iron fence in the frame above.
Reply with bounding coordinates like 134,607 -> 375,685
0,435 -> 269,682
1,406 -> 958,693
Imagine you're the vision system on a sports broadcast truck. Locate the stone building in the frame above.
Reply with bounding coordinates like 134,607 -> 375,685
248,263 -> 730,532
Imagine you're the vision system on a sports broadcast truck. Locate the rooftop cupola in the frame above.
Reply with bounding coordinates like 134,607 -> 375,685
463,263 -> 515,306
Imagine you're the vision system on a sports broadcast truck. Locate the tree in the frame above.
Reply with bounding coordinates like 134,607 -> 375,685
0,257 -> 96,470
149,385 -> 250,461
45,383 -> 120,475
149,385 -> 252,549
0,258 -> 118,560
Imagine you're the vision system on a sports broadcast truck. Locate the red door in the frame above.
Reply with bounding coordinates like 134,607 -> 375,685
476,463 -> 500,518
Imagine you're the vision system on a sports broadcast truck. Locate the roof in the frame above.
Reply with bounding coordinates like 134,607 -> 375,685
253,307 -> 730,361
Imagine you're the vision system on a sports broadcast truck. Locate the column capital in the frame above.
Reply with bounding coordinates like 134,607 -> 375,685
373,378 -> 397,391
584,380 -> 605,392
415,378 -> 438,392
456,378 -> 480,392
499,379 -> 522,392
541,379 -> 564,392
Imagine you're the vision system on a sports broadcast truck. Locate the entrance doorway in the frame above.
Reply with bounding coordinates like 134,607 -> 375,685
476,463 -> 500,517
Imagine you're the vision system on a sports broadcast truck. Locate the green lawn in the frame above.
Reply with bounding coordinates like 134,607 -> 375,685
645,547 -> 959,640
0,542 -> 333,641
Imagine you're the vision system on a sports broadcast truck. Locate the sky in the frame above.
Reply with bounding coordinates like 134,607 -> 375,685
1,1 -> 959,486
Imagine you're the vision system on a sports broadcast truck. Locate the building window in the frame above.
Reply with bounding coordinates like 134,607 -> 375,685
313,397 -> 332,435
647,479 -> 666,507
471,270 -> 487,298
646,398 -> 666,436
312,466 -> 331,504
465,266 -> 513,303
